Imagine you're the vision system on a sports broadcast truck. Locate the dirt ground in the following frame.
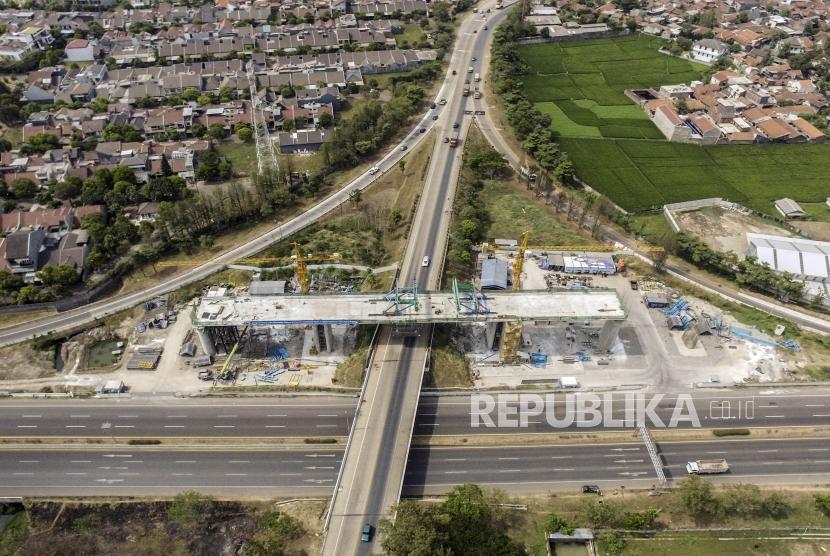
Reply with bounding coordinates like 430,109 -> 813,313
0,343 -> 56,380
796,220 -> 830,242
673,206 -> 794,256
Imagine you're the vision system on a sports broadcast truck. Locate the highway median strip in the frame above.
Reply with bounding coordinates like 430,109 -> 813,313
0,436 -> 346,447
414,425 -> 830,447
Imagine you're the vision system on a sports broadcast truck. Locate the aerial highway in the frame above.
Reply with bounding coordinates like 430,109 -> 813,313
322,4 -> 516,554
1,391 -> 827,438
1,438 -> 828,497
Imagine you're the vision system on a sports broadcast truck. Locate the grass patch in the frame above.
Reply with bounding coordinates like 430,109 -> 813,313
712,428 -> 751,437
617,534 -> 829,556
800,202 -> 830,223
0,512 -> 28,556
215,141 -> 257,177
334,346 -> 369,387
426,326 -> 473,388
631,213 -> 674,244
395,23 -> 427,48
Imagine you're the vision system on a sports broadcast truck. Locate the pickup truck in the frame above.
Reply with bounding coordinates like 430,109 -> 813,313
686,459 -> 729,474
463,84 -> 470,97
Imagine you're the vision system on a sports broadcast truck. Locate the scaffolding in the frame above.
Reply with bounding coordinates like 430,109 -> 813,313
382,281 -> 420,316
452,278 -> 491,315
500,321 -> 522,364
512,231 -> 530,291
245,61 -> 279,177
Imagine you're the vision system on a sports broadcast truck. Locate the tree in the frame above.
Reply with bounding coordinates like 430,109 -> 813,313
318,112 -> 333,128
168,491 -> 212,524
207,123 -> 226,140
10,177 -> 37,199
279,85 -> 295,98
247,511 -> 302,556
680,475 -> 721,518
17,285 -> 40,305
348,189 -> 362,206
37,264 -> 79,290
237,124 -> 253,142
544,514 -> 574,535
0,270 -> 24,294
398,159 -> 406,174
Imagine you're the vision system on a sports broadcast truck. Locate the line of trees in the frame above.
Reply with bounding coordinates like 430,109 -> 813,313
445,139 -> 507,279
490,9 -> 575,182
674,232 -> 805,302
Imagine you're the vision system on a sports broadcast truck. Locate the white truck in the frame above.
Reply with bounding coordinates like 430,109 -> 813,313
474,73 -> 481,82
686,459 -> 729,475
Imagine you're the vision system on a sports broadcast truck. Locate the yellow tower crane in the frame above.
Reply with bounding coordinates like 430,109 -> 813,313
512,230 -> 530,291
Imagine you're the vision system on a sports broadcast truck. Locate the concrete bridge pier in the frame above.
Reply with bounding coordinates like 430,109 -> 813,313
196,327 -> 216,357
485,322 -> 500,351
311,324 -> 335,353
597,320 -> 623,352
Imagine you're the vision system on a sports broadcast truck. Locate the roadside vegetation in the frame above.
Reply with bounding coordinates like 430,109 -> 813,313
427,326 -> 473,388
3,492 -> 320,555
383,481 -> 830,556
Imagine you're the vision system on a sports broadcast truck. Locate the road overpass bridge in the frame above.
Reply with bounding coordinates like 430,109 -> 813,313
192,286 -> 627,356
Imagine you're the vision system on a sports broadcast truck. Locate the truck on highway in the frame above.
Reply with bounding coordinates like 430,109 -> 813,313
686,459 -> 729,475
463,84 -> 470,96
474,73 -> 481,82
449,132 -> 460,147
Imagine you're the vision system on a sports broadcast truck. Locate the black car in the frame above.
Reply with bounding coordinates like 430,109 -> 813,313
452,122 -> 459,129
431,102 -> 436,109
361,523 -> 374,542
582,485 -> 602,495
433,115 -> 439,120
420,127 -> 426,133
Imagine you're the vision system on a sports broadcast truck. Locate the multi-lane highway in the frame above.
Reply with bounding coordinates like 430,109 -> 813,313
0,391 -> 828,438
2,438 -> 829,497
0,398 -> 356,437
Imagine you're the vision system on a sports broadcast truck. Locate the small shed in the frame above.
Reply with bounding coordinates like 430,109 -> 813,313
774,198 -> 806,218
97,380 -> 125,394
192,355 -> 212,367
644,292 -> 670,308
560,376 -> 579,388
179,341 -> 196,357
480,258 -> 509,290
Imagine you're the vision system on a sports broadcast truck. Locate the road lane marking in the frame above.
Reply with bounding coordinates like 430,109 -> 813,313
228,460 -> 250,464
757,449 -> 778,453
175,460 -> 197,464
18,460 -> 39,463
217,415 -> 238,418
70,415 -> 90,418
316,425 -> 337,428
444,471 -> 465,474
16,425 -> 37,428
805,404 -> 826,408
280,473 -> 301,476
114,425 -> 135,428
814,460 -> 830,463
66,472 -> 86,476
808,448 -> 830,452
225,473 -> 247,476
21,415 -> 41,418
213,425 -> 236,428
12,473 -> 33,476
762,461 -> 784,465
550,456 -> 573,460
812,414 -> 830,418
65,425 -> 86,428
265,425 -> 286,428
444,458 -> 467,462
317,414 -> 338,417
118,415 -> 138,418
706,451 -> 728,454
71,460 -> 91,463
764,415 -> 785,418
167,415 -> 187,418
553,468 -> 576,472
164,425 -> 185,428
267,414 -> 288,417
498,457 -> 519,460
172,473 -> 193,476
499,469 -> 520,473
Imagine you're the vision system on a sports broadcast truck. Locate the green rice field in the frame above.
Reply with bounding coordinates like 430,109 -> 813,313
518,34 -> 830,214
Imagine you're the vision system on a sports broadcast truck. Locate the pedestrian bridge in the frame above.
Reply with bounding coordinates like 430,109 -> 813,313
192,286 -> 626,327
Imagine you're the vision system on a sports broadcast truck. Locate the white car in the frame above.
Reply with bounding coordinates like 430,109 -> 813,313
439,98 -> 447,105
422,256 -> 430,267
368,166 -> 380,175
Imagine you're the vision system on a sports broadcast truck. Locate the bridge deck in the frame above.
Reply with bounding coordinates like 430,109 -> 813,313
193,289 -> 626,326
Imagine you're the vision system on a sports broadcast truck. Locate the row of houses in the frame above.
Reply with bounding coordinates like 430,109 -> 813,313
639,62 -> 827,144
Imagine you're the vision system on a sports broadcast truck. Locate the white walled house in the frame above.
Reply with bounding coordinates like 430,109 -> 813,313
692,39 -> 728,64
65,39 -> 97,62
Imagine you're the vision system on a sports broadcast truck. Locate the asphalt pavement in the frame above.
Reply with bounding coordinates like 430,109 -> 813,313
1,438 -> 828,497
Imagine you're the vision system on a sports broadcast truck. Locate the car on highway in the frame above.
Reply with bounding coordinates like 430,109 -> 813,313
452,122 -> 459,129
400,145 -> 408,151
484,25 -> 488,29
368,166 -> 380,175
361,523 -> 374,542
439,98 -> 447,105
443,137 -> 449,143
422,256 -> 430,267
432,114 -> 439,120
582,485 -> 602,495
431,102 -> 436,109
452,69 -> 457,75
472,57 -> 477,62
420,127 -> 426,133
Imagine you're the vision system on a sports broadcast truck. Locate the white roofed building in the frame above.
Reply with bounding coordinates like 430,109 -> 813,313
746,233 -> 830,300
